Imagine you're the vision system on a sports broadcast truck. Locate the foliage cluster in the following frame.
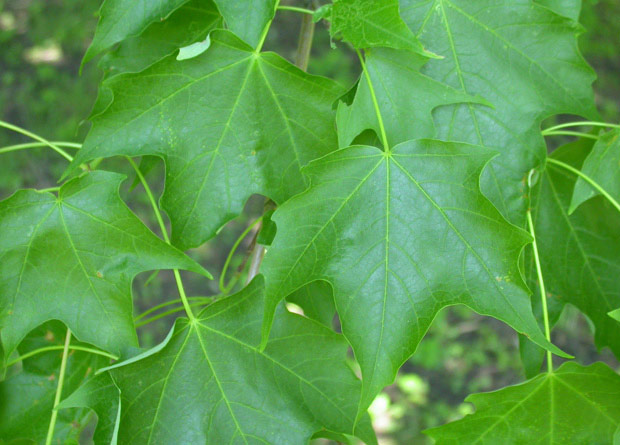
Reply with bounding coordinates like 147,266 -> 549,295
1,0 -> 620,443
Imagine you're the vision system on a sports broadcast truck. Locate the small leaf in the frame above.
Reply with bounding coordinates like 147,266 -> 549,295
104,277 -> 376,444
425,362 -> 620,444
58,373 -> 121,445
70,30 -> 344,250
570,129 -> 620,213
262,139 -> 566,415
0,171 -> 209,360
330,0 -> 436,57
83,0 -> 188,66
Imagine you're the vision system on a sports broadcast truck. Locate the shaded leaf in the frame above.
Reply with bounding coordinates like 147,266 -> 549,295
535,0 -> 582,21
213,0 -> 277,48
84,0 -> 188,66
0,321 -> 107,443
570,129 -> 620,213
105,277 -> 376,444
100,0 -> 221,77
0,171 -> 208,360
70,30 -> 343,250
262,139 -> 564,414
287,281 -> 336,328
331,0 -> 433,57
528,140 -> 620,358
426,362 -> 620,444
400,0 -> 597,224
58,373 -> 121,445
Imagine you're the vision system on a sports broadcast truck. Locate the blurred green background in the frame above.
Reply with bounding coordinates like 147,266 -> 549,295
0,0 -> 618,443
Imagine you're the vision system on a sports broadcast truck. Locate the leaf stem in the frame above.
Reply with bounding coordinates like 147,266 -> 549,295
0,141 -> 81,155
294,5 -> 316,71
540,130 -> 599,140
135,302 -> 208,328
526,210 -> 553,373
0,120 -> 74,162
220,216 -> 263,293
6,345 -> 118,368
134,296 -> 212,322
356,49 -> 390,151
547,157 -> 620,214
126,156 -> 196,321
45,328 -> 72,445
542,121 -> 620,133
277,5 -> 314,15
255,0 -> 281,52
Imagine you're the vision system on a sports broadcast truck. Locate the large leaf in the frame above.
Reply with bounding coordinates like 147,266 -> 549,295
103,277 -> 376,444
83,0 -> 188,65
336,47 -> 487,149
0,171 -> 208,360
0,321 -> 107,443
100,0 -> 221,77
213,0 -> 277,48
400,0 -> 597,225
58,373 -> 121,445
529,140 -> 620,358
425,362 -> 620,444
570,128 -> 620,213
262,139 -> 565,414
69,30 -> 343,250
330,0 -> 433,57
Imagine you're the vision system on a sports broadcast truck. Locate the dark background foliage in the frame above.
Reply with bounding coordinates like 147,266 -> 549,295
0,0 -> 618,442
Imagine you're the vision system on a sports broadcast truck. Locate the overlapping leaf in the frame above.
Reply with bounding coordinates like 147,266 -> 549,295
287,280 -> 336,328
0,171 -> 208,360
103,277 -> 376,444
84,0 -> 188,65
400,0 -> 597,224
336,47 -> 487,149
100,0 -> 221,77
570,128 -> 620,212
0,321 -> 108,443
330,0 -> 433,57
426,362 -> 620,444
262,139 -> 564,414
528,141 -> 620,358
58,373 -> 121,444
70,30 -> 343,250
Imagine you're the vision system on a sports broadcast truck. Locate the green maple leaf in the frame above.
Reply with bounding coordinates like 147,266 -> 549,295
100,0 -> 221,77
425,362 -> 620,444
336,47 -> 488,149
330,0 -> 435,57
101,277 -> 376,444
0,321 -> 108,443
83,0 -> 189,66
262,139 -> 566,414
0,171 -> 209,360
58,373 -> 121,444
527,140 -> 620,359
69,30 -> 343,250
400,0 -> 597,224
570,129 -> 620,213
212,0 -> 277,48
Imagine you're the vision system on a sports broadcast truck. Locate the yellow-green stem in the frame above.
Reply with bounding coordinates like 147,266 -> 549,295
0,120 -> 74,162
6,345 -> 117,368
526,210 -> 553,373
126,156 -> 196,321
45,328 -> 71,445
356,49 -> 390,151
